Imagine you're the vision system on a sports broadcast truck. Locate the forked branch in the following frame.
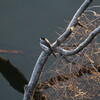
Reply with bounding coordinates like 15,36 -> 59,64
23,0 -> 99,100
55,26 -> 100,56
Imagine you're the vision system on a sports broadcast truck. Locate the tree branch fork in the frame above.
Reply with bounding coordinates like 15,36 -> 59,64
23,0 -> 100,100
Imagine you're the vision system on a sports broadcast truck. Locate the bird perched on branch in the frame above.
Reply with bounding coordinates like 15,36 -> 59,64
40,37 -> 57,58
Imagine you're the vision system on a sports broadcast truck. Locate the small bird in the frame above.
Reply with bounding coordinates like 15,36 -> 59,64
40,37 -> 57,58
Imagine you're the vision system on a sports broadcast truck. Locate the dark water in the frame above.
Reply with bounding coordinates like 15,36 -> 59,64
0,0 -> 100,99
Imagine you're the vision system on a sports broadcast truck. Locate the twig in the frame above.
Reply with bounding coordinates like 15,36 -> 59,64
36,64 -> 100,90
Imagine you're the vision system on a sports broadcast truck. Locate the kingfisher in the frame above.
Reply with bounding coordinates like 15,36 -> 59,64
40,37 -> 57,58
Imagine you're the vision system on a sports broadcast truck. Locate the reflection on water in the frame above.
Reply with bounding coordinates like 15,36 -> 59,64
0,44 -> 39,58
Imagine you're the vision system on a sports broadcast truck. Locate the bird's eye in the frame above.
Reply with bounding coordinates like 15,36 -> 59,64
40,37 -> 44,40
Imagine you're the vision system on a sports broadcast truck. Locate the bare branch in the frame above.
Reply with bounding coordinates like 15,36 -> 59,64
55,26 -> 100,56
52,0 -> 93,47
23,51 -> 50,100
23,0 -> 94,100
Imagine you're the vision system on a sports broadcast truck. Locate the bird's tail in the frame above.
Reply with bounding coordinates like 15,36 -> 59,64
49,48 -> 57,58
52,52 -> 57,58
